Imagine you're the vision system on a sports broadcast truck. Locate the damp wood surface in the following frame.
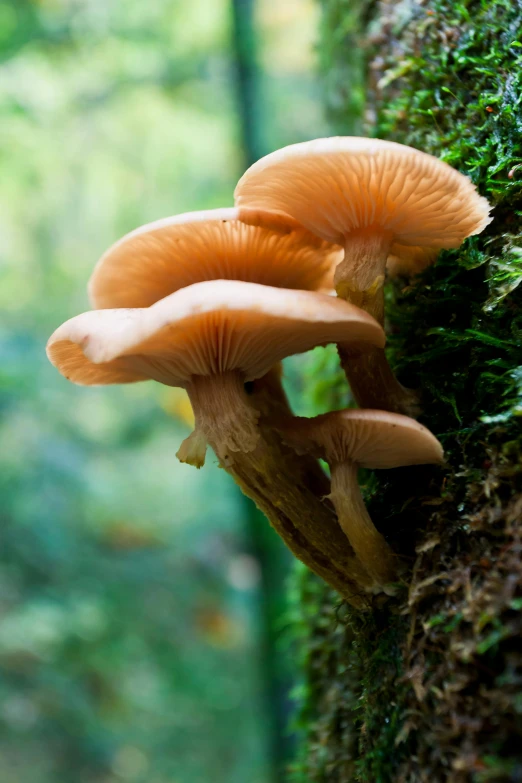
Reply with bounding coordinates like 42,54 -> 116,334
288,1 -> 522,781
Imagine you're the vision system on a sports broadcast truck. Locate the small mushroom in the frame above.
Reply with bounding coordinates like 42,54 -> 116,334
47,280 -> 385,604
235,137 -> 492,414
88,207 -> 341,309
275,409 -> 444,589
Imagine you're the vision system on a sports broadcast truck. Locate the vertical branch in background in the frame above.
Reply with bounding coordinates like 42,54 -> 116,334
231,6 -> 291,779
241,497 -> 293,783
231,0 -> 265,166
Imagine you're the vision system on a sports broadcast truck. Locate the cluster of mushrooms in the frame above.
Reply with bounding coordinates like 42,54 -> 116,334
47,137 -> 491,608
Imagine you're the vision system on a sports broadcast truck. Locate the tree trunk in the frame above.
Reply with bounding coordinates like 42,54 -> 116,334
291,1 -> 522,781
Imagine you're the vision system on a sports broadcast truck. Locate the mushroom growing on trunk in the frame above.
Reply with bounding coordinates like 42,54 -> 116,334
275,409 -> 444,589
88,206 -> 342,441
88,206 -> 341,309
47,280 -> 386,605
235,136 -> 492,415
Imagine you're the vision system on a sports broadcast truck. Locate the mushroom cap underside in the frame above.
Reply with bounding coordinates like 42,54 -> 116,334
89,206 -> 342,309
48,280 -> 385,387
276,408 -> 444,468
235,137 -> 492,257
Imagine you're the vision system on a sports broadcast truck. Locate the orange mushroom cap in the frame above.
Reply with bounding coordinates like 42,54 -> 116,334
47,280 -> 385,387
235,137 -> 492,274
89,207 -> 342,309
276,409 -> 444,468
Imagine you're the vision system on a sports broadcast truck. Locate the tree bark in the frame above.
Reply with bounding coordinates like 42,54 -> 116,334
292,1 -> 522,781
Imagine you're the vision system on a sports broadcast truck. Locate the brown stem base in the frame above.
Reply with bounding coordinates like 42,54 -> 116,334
226,423 -> 375,607
338,342 -> 421,417
185,372 -> 375,607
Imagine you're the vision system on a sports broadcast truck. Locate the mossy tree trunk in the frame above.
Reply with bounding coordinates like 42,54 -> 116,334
290,2 -> 522,781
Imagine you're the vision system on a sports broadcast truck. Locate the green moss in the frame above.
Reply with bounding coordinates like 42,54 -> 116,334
290,0 -> 522,780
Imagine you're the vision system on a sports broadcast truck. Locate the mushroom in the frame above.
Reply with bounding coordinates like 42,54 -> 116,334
234,136 -> 492,414
274,409 -> 444,589
88,206 -> 341,429
88,206 -> 341,309
47,279 -> 386,604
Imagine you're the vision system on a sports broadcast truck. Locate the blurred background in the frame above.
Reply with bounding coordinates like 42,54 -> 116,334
0,1 -> 332,781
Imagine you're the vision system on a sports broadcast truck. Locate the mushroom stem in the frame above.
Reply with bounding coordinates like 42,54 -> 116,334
227,425 -> 375,607
248,364 -> 293,418
177,365 -> 290,468
334,228 -> 420,416
337,343 -> 421,417
185,372 -> 261,465
329,461 -> 398,590
334,228 -> 391,322
185,372 -> 375,606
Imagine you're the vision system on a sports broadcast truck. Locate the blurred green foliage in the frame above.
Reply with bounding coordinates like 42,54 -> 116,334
0,1 -> 327,781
